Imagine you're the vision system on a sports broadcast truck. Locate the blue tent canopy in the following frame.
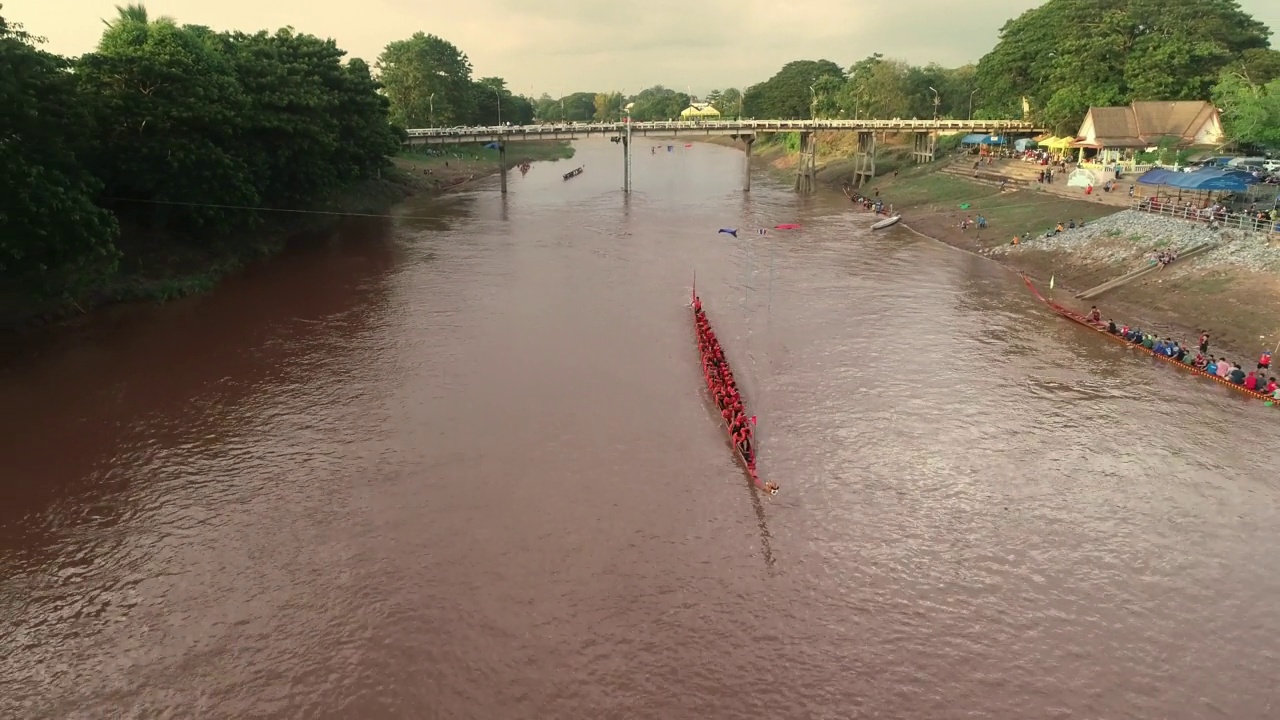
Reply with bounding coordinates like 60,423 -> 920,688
1140,167 -> 1259,192
1136,168 -> 1179,186
980,135 -> 1003,145
483,142 -> 500,149
960,133 -> 987,145
1014,138 -> 1038,152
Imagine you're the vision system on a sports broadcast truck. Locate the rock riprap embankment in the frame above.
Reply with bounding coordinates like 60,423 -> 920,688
986,210 -> 1280,271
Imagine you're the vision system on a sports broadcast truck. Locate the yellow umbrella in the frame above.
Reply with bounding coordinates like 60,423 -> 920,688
1046,137 -> 1074,149
1039,136 -> 1061,147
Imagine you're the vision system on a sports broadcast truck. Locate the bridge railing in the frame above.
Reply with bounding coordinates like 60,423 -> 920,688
404,118 -> 1040,137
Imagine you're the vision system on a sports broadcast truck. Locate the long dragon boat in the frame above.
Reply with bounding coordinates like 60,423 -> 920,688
692,293 -> 778,495
1022,273 -> 1274,404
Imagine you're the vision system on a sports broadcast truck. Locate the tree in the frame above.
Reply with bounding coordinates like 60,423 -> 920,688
743,60 -> 844,119
1213,71 -> 1280,149
975,0 -> 1272,132
713,87 -> 742,117
76,14 -> 258,236
0,10 -> 119,299
376,32 -> 473,127
811,74 -> 843,118
593,91 -> 624,121
627,85 -> 688,121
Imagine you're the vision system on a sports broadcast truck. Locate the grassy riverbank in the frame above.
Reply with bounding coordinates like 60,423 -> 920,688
393,140 -> 575,192
719,134 -> 1280,368
873,167 -> 1280,368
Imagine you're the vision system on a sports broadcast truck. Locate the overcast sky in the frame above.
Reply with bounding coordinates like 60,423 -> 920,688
9,0 -> 1280,97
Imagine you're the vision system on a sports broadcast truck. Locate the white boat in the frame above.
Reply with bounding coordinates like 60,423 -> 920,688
870,215 -> 901,230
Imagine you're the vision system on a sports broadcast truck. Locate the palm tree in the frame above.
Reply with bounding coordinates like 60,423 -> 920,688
101,3 -> 174,29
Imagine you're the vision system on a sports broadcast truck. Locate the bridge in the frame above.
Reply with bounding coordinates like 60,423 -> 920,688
404,119 -> 1043,194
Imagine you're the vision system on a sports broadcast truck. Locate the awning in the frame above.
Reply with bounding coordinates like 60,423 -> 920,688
1167,168 -> 1259,192
980,135 -> 1004,145
960,133 -> 987,145
1136,168 -> 1180,186
1043,137 -> 1073,149
1137,168 -> 1259,192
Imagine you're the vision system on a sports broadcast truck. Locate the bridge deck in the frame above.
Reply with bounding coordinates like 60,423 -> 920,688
404,119 -> 1043,144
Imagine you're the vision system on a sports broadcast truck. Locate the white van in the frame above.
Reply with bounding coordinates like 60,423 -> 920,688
1227,156 -> 1267,168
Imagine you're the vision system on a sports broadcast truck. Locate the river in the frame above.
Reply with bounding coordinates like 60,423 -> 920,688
2,140 -> 1277,719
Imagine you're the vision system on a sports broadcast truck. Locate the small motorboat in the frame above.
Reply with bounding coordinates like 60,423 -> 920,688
870,215 -> 901,230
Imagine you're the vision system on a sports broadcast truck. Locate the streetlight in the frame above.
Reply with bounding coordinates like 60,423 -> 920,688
849,69 -> 860,120
969,89 -> 979,120
429,93 -> 435,127
492,86 -> 502,126
809,84 -> 817,121
928,86 -> 940,120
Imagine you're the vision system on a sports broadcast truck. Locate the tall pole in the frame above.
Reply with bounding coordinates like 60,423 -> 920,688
809,85 -> 817,121
429,93 -> 435,127
969,89 -> 979,120
623,106 -> 632,193
493,87 -> 502,125
929,86 -> 940,120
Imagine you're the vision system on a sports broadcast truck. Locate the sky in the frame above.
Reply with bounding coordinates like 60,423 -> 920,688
8,0 -> 1280,98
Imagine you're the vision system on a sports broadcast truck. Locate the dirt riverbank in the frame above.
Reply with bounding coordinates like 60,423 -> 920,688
392,140 -> 575,193
717,135 -> 1280,369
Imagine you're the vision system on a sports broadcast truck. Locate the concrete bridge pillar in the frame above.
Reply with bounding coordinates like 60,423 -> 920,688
622,134 -> 631,193
794,132 -> 818,193
739,134 -> 755,191
912,131 -> 936,164
498,142 -> 508,193
852,130 -> 876,187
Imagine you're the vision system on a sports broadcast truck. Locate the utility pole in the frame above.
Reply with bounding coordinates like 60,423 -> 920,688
969,89 -> 979,121
429,93 -> 435,127
809,85 -> 817,121
929,86 -> 940,120
493,87 -> 502,125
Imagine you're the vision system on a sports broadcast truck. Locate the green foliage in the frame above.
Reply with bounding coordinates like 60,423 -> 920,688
1135,138 -> 1194,165
712,87 -> 743,117
0,10 -> 120,300
592,91 -> 625,121
975,0 -> 1272,132
376,32 -> 473,127
1212,71 -> 1280,149
743,60 -> 844,119
627,86 -> 691,121
0,3 -> 404,322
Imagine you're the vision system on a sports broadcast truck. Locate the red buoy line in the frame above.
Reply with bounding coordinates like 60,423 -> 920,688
692,282 -> 779,496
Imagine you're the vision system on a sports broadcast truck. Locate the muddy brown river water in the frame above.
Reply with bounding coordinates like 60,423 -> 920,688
2,141 -> 1277,719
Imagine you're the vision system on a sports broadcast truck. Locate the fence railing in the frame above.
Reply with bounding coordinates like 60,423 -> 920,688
1132,199 -> 1280,240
